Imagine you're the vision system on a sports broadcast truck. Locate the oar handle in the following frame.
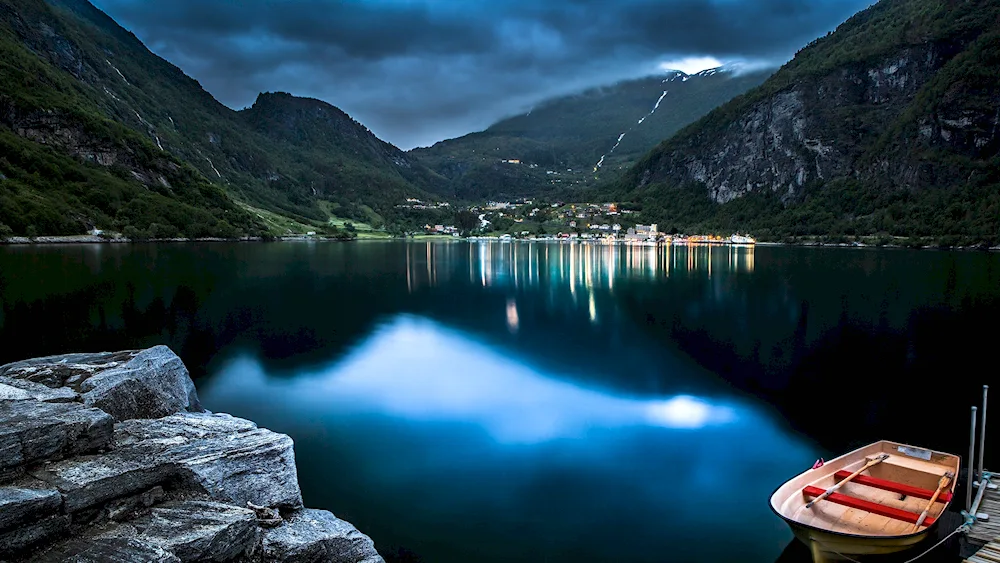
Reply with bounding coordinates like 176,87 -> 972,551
912,472 -> 954,531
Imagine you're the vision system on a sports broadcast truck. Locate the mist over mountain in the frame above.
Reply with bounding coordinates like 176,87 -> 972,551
411,66 -> 771,202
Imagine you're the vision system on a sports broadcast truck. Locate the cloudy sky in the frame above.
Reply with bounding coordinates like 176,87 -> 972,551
91,0 -> 872,150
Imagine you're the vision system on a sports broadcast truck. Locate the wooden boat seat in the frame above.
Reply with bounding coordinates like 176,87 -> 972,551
878,452 -> 950,476
802,486 -> 937,526
832,470 -> 953,503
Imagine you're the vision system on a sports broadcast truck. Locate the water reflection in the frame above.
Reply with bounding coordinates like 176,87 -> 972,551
4,242 -> 999,562
404,241 -> 756,293
202,314 -> 817,563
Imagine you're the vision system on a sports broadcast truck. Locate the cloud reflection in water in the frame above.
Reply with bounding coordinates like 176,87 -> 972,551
209,315 -> 740,444
202,313 -> 818,563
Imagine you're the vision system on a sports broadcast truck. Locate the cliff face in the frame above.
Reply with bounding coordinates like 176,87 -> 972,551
0,346 -> 384,563
621,0 -> 1000,243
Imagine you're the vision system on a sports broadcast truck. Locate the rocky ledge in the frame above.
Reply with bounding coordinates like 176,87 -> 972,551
0,346 -> 384,563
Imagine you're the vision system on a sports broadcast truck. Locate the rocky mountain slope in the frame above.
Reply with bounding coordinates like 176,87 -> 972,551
411,67 -> 771,201
614,0 -> 1000,244
0,0 -> 441,238
0,345 -> 384,562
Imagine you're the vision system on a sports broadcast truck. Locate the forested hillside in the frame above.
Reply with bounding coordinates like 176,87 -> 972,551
611,0 -> 1000,245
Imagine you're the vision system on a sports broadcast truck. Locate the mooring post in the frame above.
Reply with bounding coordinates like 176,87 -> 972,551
979,385 -> 989,483
970,406 -> 978,512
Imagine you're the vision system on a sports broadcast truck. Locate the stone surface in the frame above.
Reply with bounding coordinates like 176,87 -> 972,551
262,509 -> 385,563
0,346 -> 203,421
28,412 -> 302,514
0,488 -> 62,532
116,413 -> 304,509
79,346 -> 203,421
0,378 -> 78,403
103,486 -> 165,522
27,535 -> 181,563
109,500 -> 260,562
0,351 -> 138,389
0,400 -> 113,481
26,444 -> 178,514
0,515 -> 71,558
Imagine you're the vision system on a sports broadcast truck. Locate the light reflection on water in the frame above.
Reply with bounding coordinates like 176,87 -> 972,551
4,241 -> 1000,561
405,241 -> 756,293
202,313 -> 818,563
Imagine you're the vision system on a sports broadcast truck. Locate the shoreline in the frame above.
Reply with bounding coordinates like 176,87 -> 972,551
2,234 -> 999,252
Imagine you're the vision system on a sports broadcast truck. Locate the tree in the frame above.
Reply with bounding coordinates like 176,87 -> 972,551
455,210 -> 478,232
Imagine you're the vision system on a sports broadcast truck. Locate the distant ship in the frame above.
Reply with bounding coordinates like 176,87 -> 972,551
730,234 -> 756,245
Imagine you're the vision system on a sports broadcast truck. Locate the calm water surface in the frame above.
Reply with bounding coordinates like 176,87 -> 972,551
1,241 -> 997,562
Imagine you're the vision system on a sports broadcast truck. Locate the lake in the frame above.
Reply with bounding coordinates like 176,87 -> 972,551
1,241 -> 997,562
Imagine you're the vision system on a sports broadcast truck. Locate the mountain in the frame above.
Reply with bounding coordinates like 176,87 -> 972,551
0,0 -> 442,238
614,0 -> 1000,245
410,67 -> 771,202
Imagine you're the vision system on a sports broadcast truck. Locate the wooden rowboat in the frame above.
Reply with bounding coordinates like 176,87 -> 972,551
769,440 -> 960,562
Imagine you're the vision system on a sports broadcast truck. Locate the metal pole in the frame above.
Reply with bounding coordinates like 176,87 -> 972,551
979,385 -> 989,483
969,406 -> 978,512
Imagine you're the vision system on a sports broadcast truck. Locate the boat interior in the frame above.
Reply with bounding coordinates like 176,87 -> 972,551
771,441 -> 960,537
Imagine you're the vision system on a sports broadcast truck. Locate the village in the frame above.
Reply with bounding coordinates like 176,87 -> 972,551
402,199 -> 757,245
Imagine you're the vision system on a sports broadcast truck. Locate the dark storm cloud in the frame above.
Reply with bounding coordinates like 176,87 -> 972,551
91,0 -> 872,149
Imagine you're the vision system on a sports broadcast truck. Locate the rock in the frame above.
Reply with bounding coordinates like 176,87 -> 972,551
103,486 -> 165,522
262,509 -> 384,563
0,347 -> 381,563
0,487 -> 62,532
116,413 -> 304,509
27,443 -> 178,513
0,515 -> 71,558
28,412 -> 302,514
0,351 -> 138,389
0,346 -> 203,421
0,377 -> 78,403
79,346 -> 203,421
0,400 -> 113,481
108,500 -> 260,562
27,535 -> 181,563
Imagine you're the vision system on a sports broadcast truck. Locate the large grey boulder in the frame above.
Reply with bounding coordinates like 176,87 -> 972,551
107,500 -> 260,562
262,509 -> 384,563
0,347 -> 383,563
0,400 -> 113,481
0,346 -> 203,421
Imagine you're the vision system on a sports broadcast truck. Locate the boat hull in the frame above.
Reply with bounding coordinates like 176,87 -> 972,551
782,514 -> 934,562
